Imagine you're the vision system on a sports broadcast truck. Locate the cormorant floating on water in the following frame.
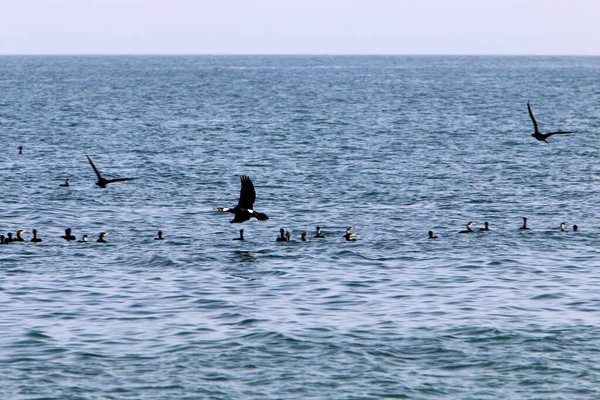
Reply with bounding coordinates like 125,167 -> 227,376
15,230 -> 26,241
77,235 -> 89,243
0,235 -> 7,244
233,229 -> 244,241
479,222 -> 490,232
61,228 -> 76,241
528,102 -> 576,142
344,227 -> 357,241
520,217 -> 530,230
459,222 -> 474,234
86,154 -> 136,188
428,231 -> 438,239
216,176 -> 269,223
560,222 -> 567,232
31,229 -> 42,243
96,232 -> 109,243
18,146 -> 22,155
314,226 -> 325,238
301,232 -> 308,241
59,179 -> 69,187
276,228 -> 289,242
573,224 -> 579,232
155,231 -> 164,240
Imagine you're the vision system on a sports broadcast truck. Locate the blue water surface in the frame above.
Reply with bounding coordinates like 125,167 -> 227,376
1,55 -> 600,399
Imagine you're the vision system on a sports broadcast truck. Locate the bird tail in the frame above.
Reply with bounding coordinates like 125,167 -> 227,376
254,212 -> 269,221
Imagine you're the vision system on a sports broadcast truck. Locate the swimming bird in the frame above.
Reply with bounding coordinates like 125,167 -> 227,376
216,175 -> 269,223
573,224 -> 579,232
479,222 -> 490,232
30,229 -> 42,243
15,230 -> 26,241
0,235 -> 7,244
459,222 -> 474,234
344,227 -> 357,241
86,154 -> 136,188
520,217 -> 530,230
233,229 -> 244,241
528,102 -> 576,142
96,232 -> 109,243
59,178 -> 69,187
77,235 -> 89,243
5,233 -> 14,243
18,146 -> 22,154
155,231 -> 164,240
428,231 -> 438,239
560,222 -> 567,232
314,226 -> 325,238
276,228 -> 289,242
61,228 -> 76,241
301,232 -> 308,241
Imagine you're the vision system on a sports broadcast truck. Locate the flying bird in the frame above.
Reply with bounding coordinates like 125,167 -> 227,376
216,175 -> 269,223
528,102 -> 576,142
86,154 -> 136,188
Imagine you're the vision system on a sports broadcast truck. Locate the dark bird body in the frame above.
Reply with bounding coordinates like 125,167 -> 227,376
86,154 -> 136,188
528,102 -> 576,142
31,229 -> 42,243
216,176 -> 269,223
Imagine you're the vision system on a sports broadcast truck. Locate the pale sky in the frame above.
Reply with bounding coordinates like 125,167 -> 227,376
1,0 -> 598,55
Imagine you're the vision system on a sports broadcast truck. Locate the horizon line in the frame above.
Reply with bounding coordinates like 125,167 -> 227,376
0,53 -> 599,57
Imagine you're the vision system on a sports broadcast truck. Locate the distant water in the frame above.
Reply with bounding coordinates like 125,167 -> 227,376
1,55 -> 600,399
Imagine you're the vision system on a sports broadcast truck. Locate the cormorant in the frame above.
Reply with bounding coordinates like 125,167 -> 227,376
15,230 -> 26,241
5,233 -> 13,242
0,235 -> 7,244
276,228 -> 288,242
96,232 -> 109,243
344,227 -> 357,241
216,175 -> 269,223
573,224 -> 579,232
520,217 -> 530,230
18,146 -> 22,154
428,231 -> 438,239
61,228 -> 76,241
560,222 -> 567,232
31,229 -> 42,243
86,154 -> 136,188
301,232 -> 308,241
459,222 -> 474,234
528,102 -> 576,142
155,231 -> 164,240
479,222 -> 490,232
314,226 -> 325,238
77,235 -> 89,243
59,179 -> 69,187
233,229 -> 244,241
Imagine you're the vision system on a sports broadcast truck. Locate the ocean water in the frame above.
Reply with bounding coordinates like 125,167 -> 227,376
1,55 -> 600,399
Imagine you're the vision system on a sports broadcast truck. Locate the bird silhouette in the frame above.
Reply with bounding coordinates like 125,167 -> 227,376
86,154 -> 136,188
528,102 -> 576,142
216,176 -> 269,223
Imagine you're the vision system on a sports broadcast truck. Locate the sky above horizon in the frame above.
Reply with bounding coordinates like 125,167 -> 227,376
1,0 -> 598,55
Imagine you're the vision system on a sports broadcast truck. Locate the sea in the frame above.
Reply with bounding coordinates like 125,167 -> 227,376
1,55 -> 599,399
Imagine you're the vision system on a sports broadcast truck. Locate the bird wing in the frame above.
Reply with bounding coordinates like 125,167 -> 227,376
85,155 -> 103,180
527,102 -> 540,134
545,131 -> 576,137
105,177 -> 137,184
237,175 -> 256,209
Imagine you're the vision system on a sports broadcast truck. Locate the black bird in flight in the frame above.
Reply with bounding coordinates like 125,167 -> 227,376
528,102 -> 576,142
216,175 -> 269,223
86,154 -> 136,188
